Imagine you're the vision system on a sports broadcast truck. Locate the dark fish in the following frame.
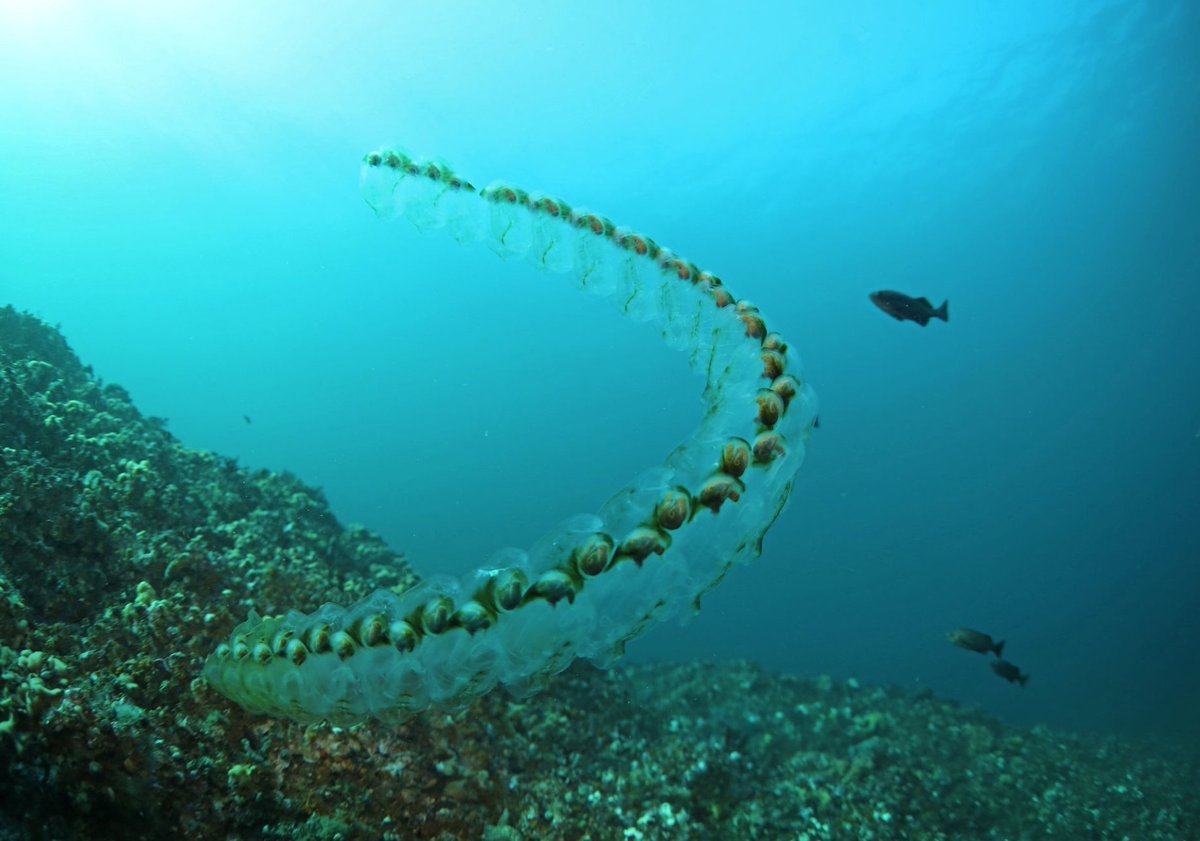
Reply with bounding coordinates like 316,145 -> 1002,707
990,659 -> 1030,687
869,290 -> 949,326
947,628 -> 1005,657
243,415 -> 252,425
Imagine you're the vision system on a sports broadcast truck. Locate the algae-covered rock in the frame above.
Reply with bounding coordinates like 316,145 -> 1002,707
0,305 -> 418,837
0,305 -> 1196,841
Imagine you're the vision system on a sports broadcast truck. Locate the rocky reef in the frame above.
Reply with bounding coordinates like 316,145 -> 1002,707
1,305 -> 1196,840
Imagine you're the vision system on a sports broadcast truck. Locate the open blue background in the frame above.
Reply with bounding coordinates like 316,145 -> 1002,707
2,1 -> 1197,743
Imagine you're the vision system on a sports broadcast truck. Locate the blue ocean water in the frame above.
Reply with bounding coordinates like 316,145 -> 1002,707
1,0 -> 1197,744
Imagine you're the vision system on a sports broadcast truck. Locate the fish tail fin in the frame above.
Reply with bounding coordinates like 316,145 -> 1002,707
936,300 -> 949,322
1019,674 -> 1030,688
994,639 -> 1005,658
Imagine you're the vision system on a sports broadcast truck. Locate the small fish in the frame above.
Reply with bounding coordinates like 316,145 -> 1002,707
869,290 -> 949,326
947,628 -> 1005,657
243,415 -> 252,425
990,659 -> 1030,687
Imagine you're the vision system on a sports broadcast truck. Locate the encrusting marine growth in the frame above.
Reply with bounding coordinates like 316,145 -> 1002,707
204,149 -> 819,724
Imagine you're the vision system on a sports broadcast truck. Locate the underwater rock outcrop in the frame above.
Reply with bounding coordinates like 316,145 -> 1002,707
0,304 -> 417,836
2,307 -> 1198,840
0,306 -> 416,622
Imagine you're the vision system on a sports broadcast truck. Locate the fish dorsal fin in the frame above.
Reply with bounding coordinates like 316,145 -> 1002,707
916,296 -> 932,307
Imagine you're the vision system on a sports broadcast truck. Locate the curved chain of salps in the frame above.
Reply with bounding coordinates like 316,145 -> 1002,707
203,149 -> 819,724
